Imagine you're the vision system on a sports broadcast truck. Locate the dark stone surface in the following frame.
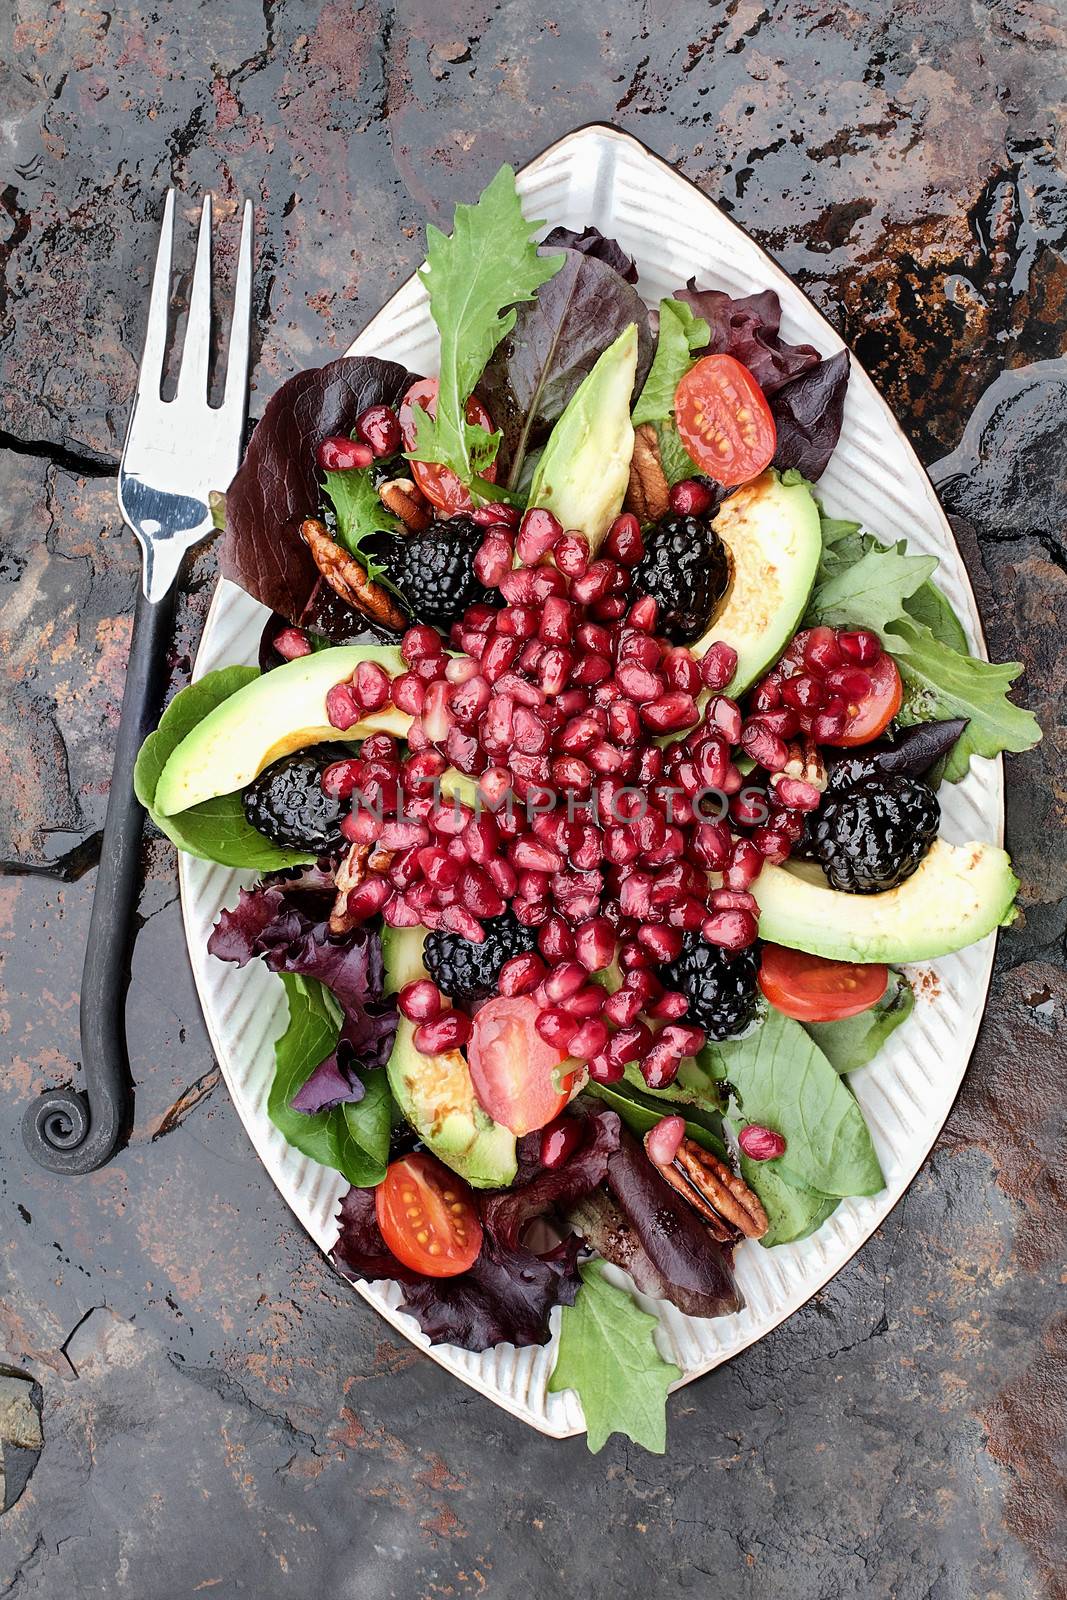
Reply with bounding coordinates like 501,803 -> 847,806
1,4 -> 1064,1597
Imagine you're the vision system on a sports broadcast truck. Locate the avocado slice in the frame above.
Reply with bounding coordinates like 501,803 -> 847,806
527,323 -> 638,550
154,646 -> 411,815
692,469 -> 822,693
752,838 -> 1018,963
382,928 -> 517,1188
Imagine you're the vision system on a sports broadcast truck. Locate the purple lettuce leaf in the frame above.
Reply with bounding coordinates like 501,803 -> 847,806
479,249 -> 653,489
208,867 -> 398,1081
222,355 -> 414,641
541,224 -> 639,284
675,280 -> 820,396
770,349 -> 851,481
482,1104 -> 621,1250
289,1049 -> 364,1115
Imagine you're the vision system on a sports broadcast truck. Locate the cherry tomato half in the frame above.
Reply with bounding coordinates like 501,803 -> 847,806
375,1152 -> 483,1277
398,376 -> 497,515
759,945 -> 889,1023
674,353 -> 777,487
467,995 -> 578,1137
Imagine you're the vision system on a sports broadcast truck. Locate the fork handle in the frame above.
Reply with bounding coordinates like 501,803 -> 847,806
23,584 -> 178,1173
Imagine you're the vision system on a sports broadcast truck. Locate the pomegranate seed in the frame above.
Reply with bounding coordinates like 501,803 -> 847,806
646,989 -> 690,1020
705,696 -> 742,745
626,595 -> 658,631
659,1022 -> 705,1058
499,568 -> 539,606
810,709 -> 848,742
754,707 -> 800,739
702,908 -> 759,950
535,1007 -> 578,1050
494,672 -> 545,708
825,666 -> 873,700
750,679 -> 781,712
397,979 -> 442,1023
487,856 -> 518,897
539,646 -> 573,695
603,826 -> 640,866
616,660 -> 663,702
273,626 -> 312,660
540,1116 -> 584,1168
341,809 -> 382,845
400,624 -> 441,664
355,404 -> 402,456
781,673 -> 825,712
741,721 -> 789,772
516,507 -> 563,564
569,653 -> 612,686
345,875 -> 391,921
698,642 -> 739,690
431,799 -> 474,837
379,820 -> 428,851
662,648 -> 702,694
318,434 -> 374,471
803,626 -> 843,674
538,916 -> 575,963
641,1041 -> 682,1089
617,940 -> 652,972
669,477 -> 716,517
498,953 -> 546,997
496,605 -> 539,640
636,923 -> 684,962
320,758 -> 361,800
724,837 -> 762,888
622,968 -> 663,1006
709,888 -> 759,914
517,868 -> 552,904
773,776 -> 822,811
511,837 -> 562,873
586,1052 -> 625,1084
326,682 -> 361,729
554,530 -> 591,577
645,1114 -> 687,1167
574,916 -> 616,972
569,984 -> 607,1019
690,820 -> 730,869
567,1017 -> 608,1060
531,567 -> 569,600
751,826 -> 793,863
586,741 -> 629,776
472,501 -> 519,529
459,865 -> 506,917
641,692 -> 699,733
480,635 -> 521,683
604,512 -> 644,565
604,1020 -> 652,1066
571,561 -> 616,604
602,987 -> 643,1027
474,528 -> 514,586
403,749 -> 447,788
447,675 -> 491,726
738,1124 -> 787,1160
540,596 -> 574,645
414,1009 -> 472,1054
838,629 -> 882,665
541,961 -> 586,1003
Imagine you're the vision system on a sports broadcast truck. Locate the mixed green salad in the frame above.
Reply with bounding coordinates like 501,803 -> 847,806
137,167 -> 1039,1454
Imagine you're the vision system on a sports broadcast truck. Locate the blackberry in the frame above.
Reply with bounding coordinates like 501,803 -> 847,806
811,775 -> 940,893
661,936 -> 762,1040
377,515 -> 489,629
243,746 -> 346,852
632,513 -> 731,644
423,910 -> 538,1008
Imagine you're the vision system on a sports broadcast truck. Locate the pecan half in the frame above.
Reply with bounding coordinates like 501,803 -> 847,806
624,422 -> 671,524
329,843 -> 371,934
656,1137 -> 769,1240
776,736 -> 828,792
301,517 -> 408,630
379,476 -> 431,532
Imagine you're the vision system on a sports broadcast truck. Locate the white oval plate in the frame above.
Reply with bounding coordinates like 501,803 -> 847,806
178,126 -> 1002,1439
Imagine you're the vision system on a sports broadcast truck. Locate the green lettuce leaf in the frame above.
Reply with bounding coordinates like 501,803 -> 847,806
134,668 -> 315,870
632,298 -> 709,426
549,1261 -> 681,1454
410,165 -> 565,486
885,615 -> 1041,781
806,540 -> 938,633
704,1008 -> 884,1197
270,974 -> 391,1187
803,970 -> 915,1074
740,1155 -> 838,1247
654,418 -> 702,485
322,467 -> 401,589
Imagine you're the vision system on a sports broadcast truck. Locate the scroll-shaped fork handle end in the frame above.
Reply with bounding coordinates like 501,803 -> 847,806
23,584 -> 178,1173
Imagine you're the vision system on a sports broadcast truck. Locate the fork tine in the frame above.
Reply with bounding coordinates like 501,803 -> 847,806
137,189 -> 175,398
176,193 -> 213,401
222,197 -> 253,417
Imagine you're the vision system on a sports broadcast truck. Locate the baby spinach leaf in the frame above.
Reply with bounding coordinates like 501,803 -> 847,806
134,668 -> 315,870
585,1080 -> 728,1161
270,974 -> 391,1187
410,165 -> 565,486
704,1009 -> 885,1197
549,1261 -> 681,1454
631,298 -> 709,427
803,970 -> 915,1075
740,1156 -> 838,1247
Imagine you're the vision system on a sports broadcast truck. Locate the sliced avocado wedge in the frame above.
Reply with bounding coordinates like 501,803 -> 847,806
752,838 -> 1018,963
387,1017 -> 517,1188
381,924 -> 431,994
527,323 -> 638,550
154,646 -> 411,815
692,469 -> 822,693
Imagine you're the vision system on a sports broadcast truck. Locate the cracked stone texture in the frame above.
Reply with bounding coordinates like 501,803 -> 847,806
1,3 -> 1065,1597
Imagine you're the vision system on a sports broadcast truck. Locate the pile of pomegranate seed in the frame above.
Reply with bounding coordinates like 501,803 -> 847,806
751,624 -> 883,744
315,507 -> 871,1086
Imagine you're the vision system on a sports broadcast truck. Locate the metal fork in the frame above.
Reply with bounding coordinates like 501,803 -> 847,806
23,192 -> 253,1174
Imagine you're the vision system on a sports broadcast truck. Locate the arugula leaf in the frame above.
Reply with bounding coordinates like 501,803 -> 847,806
885,615 -> 1041,781
803,970 -> 915,1074
322,467 -> 401,590
410,165 -> 565,486
632,298 -> 709,426
549,1261 -> 681,1454
806,540 -> 938,633
270,974 -> 391,1187
704,1008 -> 885,1197
654,419 -> 702,485
740,1155 -> 838,1247
134,669 -> 315,870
